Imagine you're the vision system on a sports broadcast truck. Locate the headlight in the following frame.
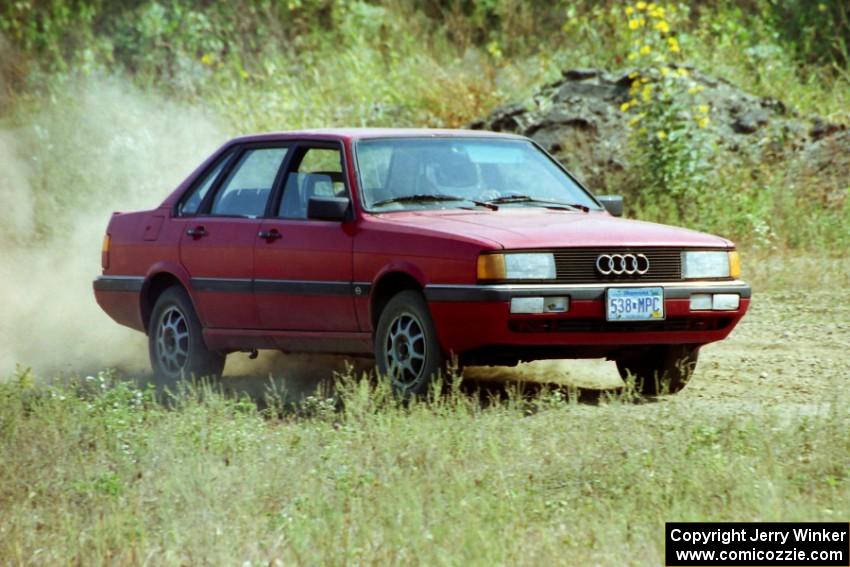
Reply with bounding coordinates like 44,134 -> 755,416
682,251 -> 738,279
477,253 -> 556,281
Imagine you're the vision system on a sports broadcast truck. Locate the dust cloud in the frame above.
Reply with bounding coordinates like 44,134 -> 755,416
0,77 -> 226,376
0,75 -> 621,390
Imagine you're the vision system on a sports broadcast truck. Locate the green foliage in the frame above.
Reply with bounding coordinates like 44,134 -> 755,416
619,2 -> 714,224
1,0 -> 849,250
768,0 -> 850,69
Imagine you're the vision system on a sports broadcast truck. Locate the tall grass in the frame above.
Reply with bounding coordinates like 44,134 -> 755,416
1,369 -> 848,564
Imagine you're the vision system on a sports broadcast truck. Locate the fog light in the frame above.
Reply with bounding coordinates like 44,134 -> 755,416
510,297 -> 570,314
544,297 -> 569,313
689,294 -> 712,311
712,293 -> 740,310
511,297 -> 545,314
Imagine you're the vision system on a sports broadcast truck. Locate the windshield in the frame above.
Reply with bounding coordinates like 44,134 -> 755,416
355,138 -> 600,212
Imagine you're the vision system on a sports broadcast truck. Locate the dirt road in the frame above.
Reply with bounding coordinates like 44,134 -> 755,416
216,287 -> 849,406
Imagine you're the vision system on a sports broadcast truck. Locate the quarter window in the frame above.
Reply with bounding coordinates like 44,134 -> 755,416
279,147 -> 346,219
210,147 -> 288,217
179,154 -> 230,216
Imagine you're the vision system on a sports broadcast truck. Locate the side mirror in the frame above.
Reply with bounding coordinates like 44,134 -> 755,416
307,196 -> 350,221
597,195 -> 624,217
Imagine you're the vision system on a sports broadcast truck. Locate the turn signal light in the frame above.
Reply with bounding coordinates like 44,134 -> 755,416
477,254 -> 506,281
729,250 -> 741,279
101,234 -> 111,270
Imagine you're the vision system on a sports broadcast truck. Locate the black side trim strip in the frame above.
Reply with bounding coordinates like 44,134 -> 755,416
191,278 -> 373,296
254,280 -> 351,295
93,276 -> 145,293
192,278 -> 253,293
425,282 -> 752,302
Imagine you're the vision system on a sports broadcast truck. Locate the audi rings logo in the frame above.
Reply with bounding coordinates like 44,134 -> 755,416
596,253 -> 650,276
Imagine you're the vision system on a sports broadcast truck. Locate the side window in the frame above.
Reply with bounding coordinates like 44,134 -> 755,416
279,147 -> 346,219
210,147 -> 288,217
179,154 -> 230,216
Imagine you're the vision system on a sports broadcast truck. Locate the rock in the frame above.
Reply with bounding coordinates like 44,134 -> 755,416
562,68 -> 600,81
471,66 -> 849,197
810,118 -> 845,140
732,107 -> 770,134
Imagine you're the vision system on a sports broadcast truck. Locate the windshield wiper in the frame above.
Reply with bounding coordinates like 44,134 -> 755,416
485,194 -> 588,212
372,194 -> 498,210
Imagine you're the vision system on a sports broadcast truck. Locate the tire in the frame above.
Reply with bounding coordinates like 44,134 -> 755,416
148,286 -> 225,388
374,290 -> 445,396
615,345 -> 700,396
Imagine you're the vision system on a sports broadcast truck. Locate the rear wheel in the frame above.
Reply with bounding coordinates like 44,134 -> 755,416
374,290 -> 444,396
615,345 -> 699,396
148,287 -> 225,388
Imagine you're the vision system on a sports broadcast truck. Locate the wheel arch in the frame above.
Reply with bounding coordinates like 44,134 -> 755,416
140,271 -> 192,333
369,270 -> 426,332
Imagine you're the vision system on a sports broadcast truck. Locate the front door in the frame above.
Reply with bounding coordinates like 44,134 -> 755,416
179,145 -> 289,329
254,144 -> 359,331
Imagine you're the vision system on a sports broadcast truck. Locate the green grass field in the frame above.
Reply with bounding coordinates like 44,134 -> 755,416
2,369 -> 849,565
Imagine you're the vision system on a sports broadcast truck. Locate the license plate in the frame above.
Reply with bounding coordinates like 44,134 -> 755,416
606,287 -> 665,321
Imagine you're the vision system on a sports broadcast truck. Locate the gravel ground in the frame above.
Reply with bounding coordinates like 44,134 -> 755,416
218,285 -> 850,407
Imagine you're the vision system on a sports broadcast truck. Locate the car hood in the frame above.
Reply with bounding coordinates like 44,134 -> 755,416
371,208 -> 732,249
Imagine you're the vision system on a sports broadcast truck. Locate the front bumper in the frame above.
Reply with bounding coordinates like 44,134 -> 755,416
425,280 -> 751,359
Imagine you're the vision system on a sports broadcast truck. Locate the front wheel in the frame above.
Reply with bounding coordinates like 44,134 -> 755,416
148,286 -> 225,388
615,345 -> 700,396
374,290 -> 445,396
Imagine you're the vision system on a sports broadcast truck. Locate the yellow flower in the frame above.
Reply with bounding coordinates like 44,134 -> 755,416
638,17 -> 646,27
649,7 -> 666,18
647,3 -> 657,10
627,52 -> 638,61
677,67 -> 689,77
697,116 -> 711,129
636,1 -> 647,10
200,53 -> 215,66
687,85 -> 705,94
629,18 -> 640,30
629,114 -> 644,127
641,83 -> 654,101
698,104 -> 710,114
654,20 -> 670,33
625,6 -> 634,15
660,66 -> 671,76
620,101 -> 632,112
668,37 -> 680,53
640,44 -> 652,55
640,76 -> 650,83
628,71 -> 639,79
656,130 -> 667,140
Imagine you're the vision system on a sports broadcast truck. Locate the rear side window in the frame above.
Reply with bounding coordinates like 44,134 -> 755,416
179,155 -> 230,216
211,147 -> 288,217
278,147 -> 346,219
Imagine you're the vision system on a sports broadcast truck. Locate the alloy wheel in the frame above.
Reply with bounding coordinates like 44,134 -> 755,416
155,306 -> 190,376
385,312 -> 427,386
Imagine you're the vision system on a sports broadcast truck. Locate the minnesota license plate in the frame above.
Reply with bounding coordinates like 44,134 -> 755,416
606,287 -> 665,321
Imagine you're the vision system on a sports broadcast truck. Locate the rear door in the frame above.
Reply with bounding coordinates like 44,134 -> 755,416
178,144 -> 289,329
254,142 -> 358,331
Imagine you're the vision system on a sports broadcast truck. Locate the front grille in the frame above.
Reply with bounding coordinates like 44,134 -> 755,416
545,247 -> 682,284
509,317 -> 732,334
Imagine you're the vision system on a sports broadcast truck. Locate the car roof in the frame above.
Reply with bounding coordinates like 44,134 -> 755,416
229,128 -> 527,144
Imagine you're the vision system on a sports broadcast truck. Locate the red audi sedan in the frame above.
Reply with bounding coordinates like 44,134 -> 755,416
94,129 -> 750,395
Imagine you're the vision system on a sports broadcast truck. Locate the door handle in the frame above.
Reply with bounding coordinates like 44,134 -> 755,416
186,226 -> 207,238
258,229 -> 282,241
